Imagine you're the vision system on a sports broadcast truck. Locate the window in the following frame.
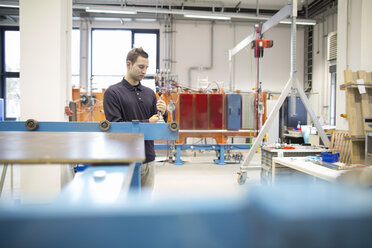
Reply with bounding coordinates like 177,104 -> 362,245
329,65 -> 336,126
0,27 -> 159,120
0,27 -> 20,120
91,29 -> 159,91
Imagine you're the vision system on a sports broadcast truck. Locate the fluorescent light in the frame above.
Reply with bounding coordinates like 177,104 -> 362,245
280,19 -> 316,25
0,4 -> 19,8
184,14 -> 230,20
135,18 -> 157,22
85,7 -> 137,15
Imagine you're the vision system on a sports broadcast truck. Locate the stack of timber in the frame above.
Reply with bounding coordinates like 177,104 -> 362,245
341,70 -> 372,164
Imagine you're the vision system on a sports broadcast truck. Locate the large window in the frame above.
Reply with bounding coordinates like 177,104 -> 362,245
91,29 -> 159,91
0,27 -> 159,120
0,27 -> 20,120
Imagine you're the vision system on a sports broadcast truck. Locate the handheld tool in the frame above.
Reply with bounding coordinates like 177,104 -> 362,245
158,92 -> 164,122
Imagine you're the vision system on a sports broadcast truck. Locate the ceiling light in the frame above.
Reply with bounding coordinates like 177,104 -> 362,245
0,4 -> 19,8
135,18 -> 157,22
184,14 -> 230,21
85,7 -> 137,15
280,19 -> 316,25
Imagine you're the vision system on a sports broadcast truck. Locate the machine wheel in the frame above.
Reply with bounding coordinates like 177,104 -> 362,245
237,172 -> 247,185
169,121 -> 179,132
99,120 -> 111,131
25,119 -> 38,131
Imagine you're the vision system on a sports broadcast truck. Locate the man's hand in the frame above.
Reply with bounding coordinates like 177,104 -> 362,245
149,114 -> 160,123
156,99 -> 166,115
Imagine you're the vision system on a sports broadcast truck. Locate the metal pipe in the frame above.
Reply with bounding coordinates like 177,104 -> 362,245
346,0 -> 350,69
290,1 -> 297,117
79,19 -> 90,91
256,0 -> 259,16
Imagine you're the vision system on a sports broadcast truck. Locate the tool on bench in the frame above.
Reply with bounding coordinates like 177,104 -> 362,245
157,92 -> 164,122
310,159 -> 342,170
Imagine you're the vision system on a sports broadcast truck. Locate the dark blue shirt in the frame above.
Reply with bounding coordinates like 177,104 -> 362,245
103,78 -> 167,163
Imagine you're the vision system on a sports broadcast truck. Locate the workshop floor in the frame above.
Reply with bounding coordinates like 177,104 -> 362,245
152,150 -> 262,200
0,150 -> 263,204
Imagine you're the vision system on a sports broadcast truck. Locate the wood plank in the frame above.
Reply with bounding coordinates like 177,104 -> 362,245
0,132 -> 145,164
330,130 -> 350,164
361,88 -> 372,132
344,70 -> 354,83
366,71 -> 372,84
350,140 -> 365,164
346,88 -> 364,136
356,71 -> 372,132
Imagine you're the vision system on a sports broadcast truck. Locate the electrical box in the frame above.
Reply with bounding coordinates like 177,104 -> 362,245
209,94 -> 223,129
241,93 -> 254,129
195,94 -> 208,129
180,94 -> 194,129
227,94 -> 241,129
282,96 -> 307,128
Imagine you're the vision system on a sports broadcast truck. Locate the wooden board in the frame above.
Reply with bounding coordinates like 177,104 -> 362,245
346,87 -> 364,136
0,132 -> 145,164
343,70 -> 372,136
329,130 -> 351,164
350,139 -> 365,164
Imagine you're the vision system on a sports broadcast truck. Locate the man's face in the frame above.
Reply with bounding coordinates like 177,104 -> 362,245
127,56 -> 149,82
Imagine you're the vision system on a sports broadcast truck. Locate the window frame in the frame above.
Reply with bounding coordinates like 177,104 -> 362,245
90,28 -> 159,80
0,26 -> 20,121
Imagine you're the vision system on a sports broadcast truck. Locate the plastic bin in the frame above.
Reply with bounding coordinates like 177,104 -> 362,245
321,152 -> 339,163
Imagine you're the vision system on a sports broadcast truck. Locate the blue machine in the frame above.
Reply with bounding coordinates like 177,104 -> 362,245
227,94 -> 242,129
0,120 -> 179,199
0,120 -> 178,140
155,143 -> 251,165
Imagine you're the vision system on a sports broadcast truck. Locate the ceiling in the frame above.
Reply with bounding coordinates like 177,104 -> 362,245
73,0 -> 306,10
0,0 -> 337,24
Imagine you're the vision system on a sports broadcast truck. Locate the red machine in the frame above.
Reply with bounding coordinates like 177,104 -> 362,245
251,39 -> 273,58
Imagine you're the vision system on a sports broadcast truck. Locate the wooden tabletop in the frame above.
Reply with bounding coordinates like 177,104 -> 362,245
0,132 -> 145,164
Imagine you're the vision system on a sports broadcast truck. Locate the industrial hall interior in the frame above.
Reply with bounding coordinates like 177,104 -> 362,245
1,0 -> 372,247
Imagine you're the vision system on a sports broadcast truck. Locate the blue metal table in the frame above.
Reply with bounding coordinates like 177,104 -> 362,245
0,120 -> 179,200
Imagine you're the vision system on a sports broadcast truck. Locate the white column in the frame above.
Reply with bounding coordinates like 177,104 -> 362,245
336,0 -> 348,129
360,0 -> 372,70
19,0 -> 72,204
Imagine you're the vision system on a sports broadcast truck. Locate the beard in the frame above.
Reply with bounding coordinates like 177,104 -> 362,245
131,72 -> 144,82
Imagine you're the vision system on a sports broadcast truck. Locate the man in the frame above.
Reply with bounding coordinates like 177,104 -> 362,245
103,47 -> 167,190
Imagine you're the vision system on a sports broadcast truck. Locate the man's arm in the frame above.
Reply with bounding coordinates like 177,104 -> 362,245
154,95 -> 168,122
103,90 -> 124,122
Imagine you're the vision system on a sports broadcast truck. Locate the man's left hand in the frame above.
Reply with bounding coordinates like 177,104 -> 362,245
156,100 -> 166,115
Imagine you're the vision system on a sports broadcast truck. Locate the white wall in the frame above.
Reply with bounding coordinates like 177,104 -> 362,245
337,0 -> 372,130
173,21 -> 304,93
310,13 -> 337,125
82,19 -> 304,96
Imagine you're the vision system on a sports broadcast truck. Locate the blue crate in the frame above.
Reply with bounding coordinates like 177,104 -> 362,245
321,152 -> 339,163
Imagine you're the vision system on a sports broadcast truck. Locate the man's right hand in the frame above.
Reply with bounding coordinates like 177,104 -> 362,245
149,114 -> 159,123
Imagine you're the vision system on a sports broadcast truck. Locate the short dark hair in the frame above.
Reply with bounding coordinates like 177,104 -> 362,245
126,47 -> 148,64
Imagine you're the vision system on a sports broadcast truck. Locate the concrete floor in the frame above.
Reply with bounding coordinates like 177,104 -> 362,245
0,149 -> 263,204
153,149 -> 262,200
